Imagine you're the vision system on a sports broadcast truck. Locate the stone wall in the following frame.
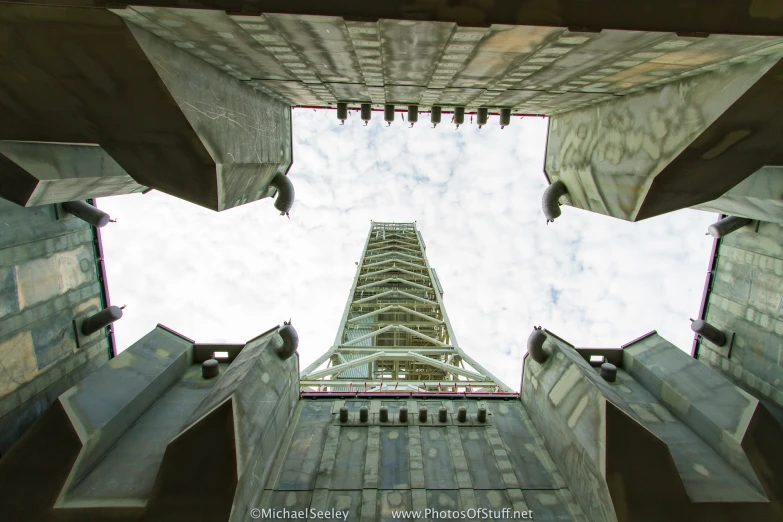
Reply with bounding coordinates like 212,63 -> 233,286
0,198 -> 112,455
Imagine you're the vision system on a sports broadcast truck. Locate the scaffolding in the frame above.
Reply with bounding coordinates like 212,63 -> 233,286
300,221 -> 510,394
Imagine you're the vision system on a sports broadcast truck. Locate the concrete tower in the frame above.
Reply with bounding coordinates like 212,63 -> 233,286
301,221 -> 510,394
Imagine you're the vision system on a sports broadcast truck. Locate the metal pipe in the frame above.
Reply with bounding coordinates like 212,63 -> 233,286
454,107 -> 465,128
275,321 -> 299,360
293,105 -> 546,118
542,180 -> 569,223
360,103 -> 372,125
336,102 -> 348,124
89,199 -> 117,358
82,305 -> 123,335
707,216 -> 752,238
433,107 -> 448,127
477,107 -> 488,128
270,173 -> 295,216
384,104 -> 395,126
690,319 -> 727,347
527,327 -> 549,364
500,108 -> 511,128
407,105 -> 418,127
692,218 -> 723,358
63,200 -> 111,228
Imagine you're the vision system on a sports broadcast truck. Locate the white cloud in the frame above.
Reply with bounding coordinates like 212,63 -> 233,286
97,109 -> 716,391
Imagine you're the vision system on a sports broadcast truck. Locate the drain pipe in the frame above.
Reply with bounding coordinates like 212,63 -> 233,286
542,180 -> 568,223
270,173 -> 295,216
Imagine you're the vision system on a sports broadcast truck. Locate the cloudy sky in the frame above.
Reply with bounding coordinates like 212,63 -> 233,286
97,108 -> 716,391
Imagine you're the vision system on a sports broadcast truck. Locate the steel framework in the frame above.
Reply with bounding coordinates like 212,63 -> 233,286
300,221 -> 510,393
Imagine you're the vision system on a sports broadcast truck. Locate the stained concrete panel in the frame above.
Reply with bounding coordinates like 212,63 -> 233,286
30,301 -> 81,369
276,401 -> 334,490
460,427 -> 505,490
377,490 -> 412,522
15,244 -> 95,310
425,489 -> 462,519
0,331 -> 37,397
512,30 -> 657,93
267,15 -> 364,84
0,265 -> 19,318
379,427 -> 410,489
331,427 -> 369,490
310,490 -> 363,522
420,427 -> 458,489
125,7 -> 296,82
379,20 -> 455,87
524,490 -> 574,521
384,85 -> 425,105
492,401 -> 560,489
473,490 -> 513,521
451,26 -> 560,88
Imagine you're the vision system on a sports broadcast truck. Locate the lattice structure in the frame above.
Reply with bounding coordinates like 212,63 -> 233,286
300,221 -> 509,393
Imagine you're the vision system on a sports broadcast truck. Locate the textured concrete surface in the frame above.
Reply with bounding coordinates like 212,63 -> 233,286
544,49 -> 783,221
260,397 -> 584,521
125,21 -> 293,211
521,329 -> 783,522
108,7 -> 783,118
0,323 -> 299,522
0,3 -> 292,212
0,198 -> 111,456
695,166 -> 783,224
696,220 -> 783,410
0,142 -> 145,207
8,1 -> 783,36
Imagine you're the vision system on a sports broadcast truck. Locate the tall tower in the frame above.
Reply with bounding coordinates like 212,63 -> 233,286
300,221 -> 510,393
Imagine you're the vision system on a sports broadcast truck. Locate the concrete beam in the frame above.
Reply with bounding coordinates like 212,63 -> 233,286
0,142 -> 145,207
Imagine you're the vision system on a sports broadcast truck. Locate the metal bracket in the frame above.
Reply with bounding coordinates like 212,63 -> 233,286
726,331 -> 736,359
72,307 -> 101,348
54,203 -> 71,221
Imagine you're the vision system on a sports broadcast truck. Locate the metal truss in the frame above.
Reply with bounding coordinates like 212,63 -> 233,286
300,221 -> 511,393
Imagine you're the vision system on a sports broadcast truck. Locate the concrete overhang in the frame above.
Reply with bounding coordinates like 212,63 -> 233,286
0,4 -> 292,212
